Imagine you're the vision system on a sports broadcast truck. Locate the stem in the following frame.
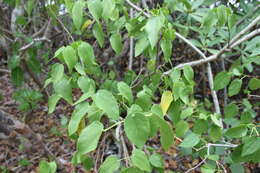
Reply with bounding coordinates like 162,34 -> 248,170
103,120 -> 125,132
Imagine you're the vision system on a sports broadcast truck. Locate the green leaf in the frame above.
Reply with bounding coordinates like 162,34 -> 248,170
93,90 -> 119,120
72,0 -> 84,30
77,121 -> 103,155
99,155 -> 120,173
51,63 -> 64,83
121,167 -> 144,173
131,149 -> 151,172
135,36 -> 149,57
124,113 -> 150,148
54,46 -> 65,59
183,65 -> 194,84
160,90 -> 173,115
202,9 -> 218,28
63,46 -> 77,72
26,0 -> 35,16
242,137 -> 260,156
39,160 -> 57,173
53,78 -> 72,104
170,68 -> 181,83
210,114 -> 223,128
68,102 -> 89,136
110,33 -> 122,55
180,107 -> 193,119
117,81 -> 133,104
210,125 -> 222,142
64,0 -> 73,14
225,125 -> 248,138
176,120 -> 189,137
248,78 -> 260,90
214,72 -> 231,91
193,119 -> 208,135
160,39 -> 172,61
230,164 -> 244,173
156,116 -> 174,150
11,67 -> 24,87
228,79 -> 242,96
75,63 -> 86,75
102,0 -> 115,20
8,54 -> 20,69
217,5 -> 228,26
172,81 -> 185,100
149,153 -> 164,168
78,76 -> 95,94
48,94 -> 61,114
78,42 -> 95,66
224,103 -> 238,119
93,23 -> 105,47
145,15 -> 164,48
179,133 -> 200,148
27,56 -> 41,73
88,0 -> 102,22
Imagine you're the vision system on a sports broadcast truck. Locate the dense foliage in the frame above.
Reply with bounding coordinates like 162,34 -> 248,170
0,0 -> 259,172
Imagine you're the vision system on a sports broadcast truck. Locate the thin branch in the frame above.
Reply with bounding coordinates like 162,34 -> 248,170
163,16 -> 260,72
19,37 -> 51,51
207,143 -> 238,155
229,15 -> 260,46
229,28 -> 260,48
128,8 -> 134,70
207,63 -> 220,113
185,158 -> 207,173
125,0 -> 150,17
0,68 -> 10,73
216,161 -> 227,173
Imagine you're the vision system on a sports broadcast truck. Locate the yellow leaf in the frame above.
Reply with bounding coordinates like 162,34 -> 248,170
81,20 -> 94,31
160,90 -> 173,115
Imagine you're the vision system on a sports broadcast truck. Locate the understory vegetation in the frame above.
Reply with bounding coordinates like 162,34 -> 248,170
0,0 -> 259,172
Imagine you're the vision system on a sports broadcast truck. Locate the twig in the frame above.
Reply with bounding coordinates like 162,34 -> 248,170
0,68 -> 10,73
128,8 -> 134,70
19,37 -> 51,51
49,8 -> 74,42
207,63 -> 220,113
31,21 -> 48,38
229,15 -> 260,46
207,143 -> 238,155
103,120 -> 124,132
216,161 -> 227,173
248,94 -> 260,98
125,0 -> 150,17
185,158 -> 207,173
229,28 -> 260,48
